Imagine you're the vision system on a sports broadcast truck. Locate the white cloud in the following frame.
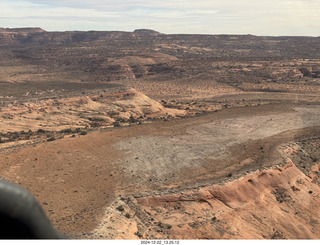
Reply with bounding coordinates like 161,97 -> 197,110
0,0 -> 319,35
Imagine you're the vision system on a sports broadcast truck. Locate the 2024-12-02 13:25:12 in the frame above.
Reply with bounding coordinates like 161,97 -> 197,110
141,240 -> 180,245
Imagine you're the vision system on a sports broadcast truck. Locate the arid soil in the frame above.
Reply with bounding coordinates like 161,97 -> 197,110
0,28 -> 320,239
1,101 -> 320,239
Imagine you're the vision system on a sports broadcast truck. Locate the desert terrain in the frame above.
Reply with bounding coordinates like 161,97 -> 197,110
0,27 -> 320,239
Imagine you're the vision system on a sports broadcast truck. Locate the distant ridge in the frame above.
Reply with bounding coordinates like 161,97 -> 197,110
0,27 -> 46,33
0,27 -> 163,46
0,27 -> 319,60
133,29 -> 162,36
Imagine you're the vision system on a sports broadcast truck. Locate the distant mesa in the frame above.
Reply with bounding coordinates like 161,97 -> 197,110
0,27 -> 46,33
133,29 -> 162,36
0,27 -> 162,35
0,27 -> 162,47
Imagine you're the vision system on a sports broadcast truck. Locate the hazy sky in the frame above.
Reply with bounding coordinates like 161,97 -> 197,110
0,0 -> 319,36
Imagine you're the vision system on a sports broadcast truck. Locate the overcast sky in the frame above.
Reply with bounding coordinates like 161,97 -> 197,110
0,0 -> 319,36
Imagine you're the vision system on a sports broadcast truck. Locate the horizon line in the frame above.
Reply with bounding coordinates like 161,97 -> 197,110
1,26 -> 319,38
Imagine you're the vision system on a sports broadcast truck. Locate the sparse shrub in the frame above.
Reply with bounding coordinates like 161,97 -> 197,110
134,232 -> 143,238
61,128 -> 73,134
73,128 -> 81,133
157,222 -> 172,229
272,188 -> 291,203
310,217 -> 319,224
47,137 -> 56,142
211,216 -> 219,223
116,205 -> 124,212
299,67 -> 312,77
125,213 -> 131,219
271,230 -> 285,239
80,131 -> 87,135
129,115 -> 136,123
113,121 -> 121,127
37,129 -> 46,133
11,133 -> 19,140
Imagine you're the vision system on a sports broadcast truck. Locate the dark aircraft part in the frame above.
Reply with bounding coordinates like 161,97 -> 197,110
0,179 -> 62,239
